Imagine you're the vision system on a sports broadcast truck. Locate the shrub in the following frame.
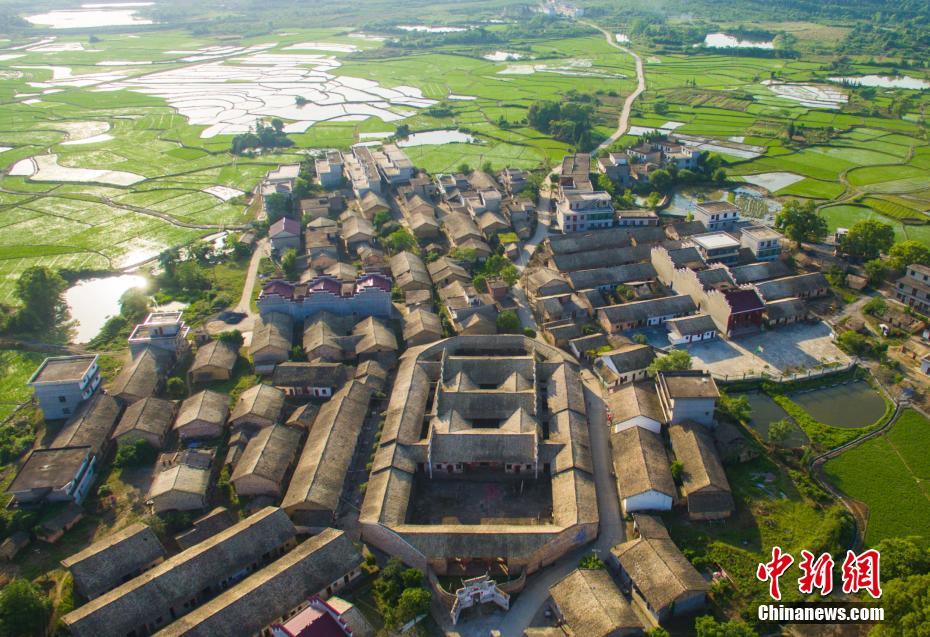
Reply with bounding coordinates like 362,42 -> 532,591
579,553 -> 605,569
114,439 -> 157,468
863,296 -> 887,316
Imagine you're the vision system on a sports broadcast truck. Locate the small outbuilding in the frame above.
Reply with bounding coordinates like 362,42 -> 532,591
229,384 -> 286,432
230,425 -> 302,498
190,339 -> 238,384
173,390 -> 229,440
112,397 -> 177,450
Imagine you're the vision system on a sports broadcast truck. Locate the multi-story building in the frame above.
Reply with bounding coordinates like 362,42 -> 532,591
371,143 -> 414,185
692,201 -> 740,231
558,153 -> 593,193
343,146 -> 382,197
597,152 -> 633,187
314,151 -> 344,189
128,311 -> 190,360
28,355 -> 101,420
655,370 -> 719,427
257,273 -> 393,321
896,263 -> 930,316
740,225 -> 784,261
556,191 -> 614,233
691,232 -> 741,265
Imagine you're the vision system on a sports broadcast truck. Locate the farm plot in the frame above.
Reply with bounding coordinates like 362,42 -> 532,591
819,205 -> 909,242
824,409 -> 930,547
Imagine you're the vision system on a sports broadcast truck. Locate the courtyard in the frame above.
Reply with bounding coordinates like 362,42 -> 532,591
631,321 -> 850,380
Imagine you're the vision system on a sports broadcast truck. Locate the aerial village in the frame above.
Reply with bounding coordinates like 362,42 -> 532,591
4,131 -> 929,637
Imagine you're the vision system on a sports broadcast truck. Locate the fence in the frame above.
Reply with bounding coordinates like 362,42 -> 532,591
712,359 -> 857,385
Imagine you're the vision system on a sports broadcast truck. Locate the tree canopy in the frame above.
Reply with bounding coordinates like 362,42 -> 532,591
647,349 -> 692,376
840,219 -> 895,260
10,266 -> 69,334
774,199 -> 828,245
888,240 -> 930,271
0,579 -> 51,637
496,310 -> 522,334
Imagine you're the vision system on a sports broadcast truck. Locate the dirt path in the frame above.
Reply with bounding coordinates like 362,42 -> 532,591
583,22 -> 647,152
234,237 -> 267,315
516,22 -> 646,271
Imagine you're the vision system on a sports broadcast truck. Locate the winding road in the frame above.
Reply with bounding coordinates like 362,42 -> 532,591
515,22 -> 646,273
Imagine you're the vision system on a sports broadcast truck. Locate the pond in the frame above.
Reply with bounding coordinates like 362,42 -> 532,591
660,189 -> 727,217
704,33 -> 774,49
26,5 -> 153,29
66,274 -> 148,343
789,381 -> 886,429
742,392 -> 809,448
828,75 -> 930,90
396,129 -> 477,147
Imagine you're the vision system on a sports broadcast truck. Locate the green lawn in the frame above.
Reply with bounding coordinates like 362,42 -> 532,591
824,409 -> 930,548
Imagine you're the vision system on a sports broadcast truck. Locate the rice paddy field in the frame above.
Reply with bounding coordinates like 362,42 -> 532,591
2,18 -> 930,301
824,409 -> 930,548
0,26 -> 640,301
629,51 -> 930,244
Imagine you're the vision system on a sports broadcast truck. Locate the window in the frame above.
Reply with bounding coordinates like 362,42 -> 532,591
58,396 -> 67,403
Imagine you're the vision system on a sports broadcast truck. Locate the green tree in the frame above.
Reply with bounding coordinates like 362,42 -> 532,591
774,199 -> 828,245
12,266 -> 68,332
496,310 -> 522,334
280,248 -> 299,279
457,163 -> 472,175
669,459 -> 684,483
373,210 -> 392,230
217,330 -> 244,348
694,615 -> 758,637
166,376 -> 187,399
646,629 -> 671,637
870,573 -> 930,637
864,258 -> 888,285
173,261 -> 210,292
264,192 -> 293,224
114,439 -> 157,467
888,239 -> 930,271
841,219 -> 895,260
119,287 -> 150,322
0,579 -> 52,637
188,240 -> 212,264
579,553 -> 605,569
648,169 -> 673,191
596,172 -> 616,195
481,160 -> 494,174
647,349 -> 692,376
384,229 -> 418,254
872,537 -> 930,580
394,588 -> 431,626
863,296 -> 887,316
768,418 -> 794,445
395,123 -> 411,139
716,391 -> 751,423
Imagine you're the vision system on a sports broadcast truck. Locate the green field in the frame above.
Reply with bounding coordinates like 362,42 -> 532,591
824,409 -> 930,548
0,349 -> 45,420
2,18 -> 930,301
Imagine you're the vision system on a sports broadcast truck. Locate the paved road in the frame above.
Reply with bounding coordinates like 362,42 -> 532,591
452,375 -> 624,637
514,23 -> 645,273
